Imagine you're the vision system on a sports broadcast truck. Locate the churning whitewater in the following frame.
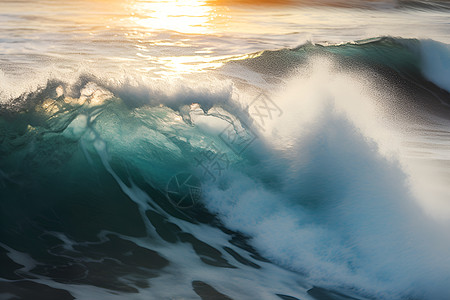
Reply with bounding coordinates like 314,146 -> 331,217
1,1 -> 450,299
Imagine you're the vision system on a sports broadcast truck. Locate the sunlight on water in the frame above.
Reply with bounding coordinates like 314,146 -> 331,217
1,1 -> 450,300
1,0 -> 449,79
130,0 -> 215,34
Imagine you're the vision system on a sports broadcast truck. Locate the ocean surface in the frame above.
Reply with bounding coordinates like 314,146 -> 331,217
1,0 -> 450,299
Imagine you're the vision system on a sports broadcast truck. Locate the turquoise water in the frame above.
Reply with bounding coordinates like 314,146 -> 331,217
1,1 -> 450,300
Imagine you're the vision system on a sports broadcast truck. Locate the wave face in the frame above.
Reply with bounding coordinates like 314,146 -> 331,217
1,38 -> 450,300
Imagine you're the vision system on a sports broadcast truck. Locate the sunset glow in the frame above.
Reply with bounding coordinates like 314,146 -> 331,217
131,0 -> 214,34
2,1 -> 450,299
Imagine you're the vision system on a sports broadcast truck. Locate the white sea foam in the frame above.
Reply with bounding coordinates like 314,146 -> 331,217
201,59 -> 450,299
1,43 -> 450,300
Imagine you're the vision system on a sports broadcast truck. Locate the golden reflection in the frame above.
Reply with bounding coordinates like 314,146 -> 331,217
154,52 -> 262,77
125,0 -> 266,77
156,55 -> 227,76
207,0 -> 293,5
131,0 -> 213,34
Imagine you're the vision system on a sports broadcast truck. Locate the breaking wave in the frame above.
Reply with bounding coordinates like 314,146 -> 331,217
1,37 -> 450,300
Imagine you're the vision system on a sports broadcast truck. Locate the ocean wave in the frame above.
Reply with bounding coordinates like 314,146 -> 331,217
2,36 -> 449,108
1,36 -> 450,300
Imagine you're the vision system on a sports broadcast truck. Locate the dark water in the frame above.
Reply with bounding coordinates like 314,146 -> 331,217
1,1 -> 450,300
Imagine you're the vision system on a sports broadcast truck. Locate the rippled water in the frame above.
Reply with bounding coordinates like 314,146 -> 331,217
1,1 -> 450,300
1,0 -> 449,79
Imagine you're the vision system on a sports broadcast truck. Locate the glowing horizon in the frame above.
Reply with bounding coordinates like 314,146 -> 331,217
130,0 -> 214,34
